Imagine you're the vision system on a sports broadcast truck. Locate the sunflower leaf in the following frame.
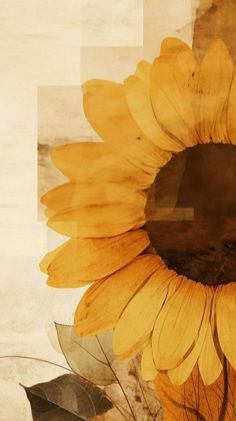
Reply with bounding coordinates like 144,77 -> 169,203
55,323 -> 116,386
22,373 -> 113,421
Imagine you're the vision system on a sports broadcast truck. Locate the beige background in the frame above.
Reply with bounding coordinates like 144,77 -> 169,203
0,1 -> 196,419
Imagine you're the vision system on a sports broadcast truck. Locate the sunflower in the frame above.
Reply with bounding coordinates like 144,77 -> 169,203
40,37 -> 236,387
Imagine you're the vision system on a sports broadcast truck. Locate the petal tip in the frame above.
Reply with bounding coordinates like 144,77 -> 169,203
160,37 -> 190,56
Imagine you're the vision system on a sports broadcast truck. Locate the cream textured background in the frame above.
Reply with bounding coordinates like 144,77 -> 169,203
0,1 -> 195,419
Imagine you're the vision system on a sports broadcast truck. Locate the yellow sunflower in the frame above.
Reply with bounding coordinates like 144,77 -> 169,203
40,37 -> 236,387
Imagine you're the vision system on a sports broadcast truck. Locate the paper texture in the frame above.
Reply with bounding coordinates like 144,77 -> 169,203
0,1 -> 195,419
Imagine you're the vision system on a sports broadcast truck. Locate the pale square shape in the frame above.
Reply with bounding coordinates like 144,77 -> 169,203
80,0 -> 194,82
78,0 -> 143,46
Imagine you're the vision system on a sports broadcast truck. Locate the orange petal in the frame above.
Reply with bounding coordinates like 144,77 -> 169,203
47,196 -> 146,238
42,182 -> 146,212
51,141 -> 161,190
124,61 -> 180,153
83,80 -> 170,179
198,327 -> 222,386
160,37 -> 191,56
196,40 -> 233,143
39,241 -> 69,274
141,344 -> 158,381
198,290 -> 223,385
168,287 -> 211,385
151,48 -> 198,148
152,280 -> 206,370
216,283 -> 236,370
43,229 -> 150,287
74,254 -> 161,336
51,142 -> 113,181
82,80 -> 150,147
118,138 -> 171,185
112,265 -> 179,359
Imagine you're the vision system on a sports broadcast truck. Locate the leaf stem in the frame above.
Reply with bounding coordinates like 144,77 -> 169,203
96,336 -> 137,421
132,361 -> 153,418
0,355 -> 74,373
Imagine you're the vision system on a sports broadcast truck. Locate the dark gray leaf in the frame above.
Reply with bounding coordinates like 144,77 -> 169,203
22,374 -> 113,421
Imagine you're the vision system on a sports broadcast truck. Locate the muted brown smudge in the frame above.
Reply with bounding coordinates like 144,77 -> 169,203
193,0 -> 236,61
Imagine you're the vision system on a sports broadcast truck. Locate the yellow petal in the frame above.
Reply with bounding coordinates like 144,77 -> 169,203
47,219 -> 144,239
160,37 -> 191,56
133,60 -> 151,80
198,290 -> 223,385
74,254 -> 161,336
112,264 -> 179,359
44,229 -> 150,287
42,182 -> 146,212
151,49 -> 198,148
116,336 -> 150,361
152,280 -> 206,371
45,208 -> 56,218
83,80 -> 150,147
198,328 -> 222,385
227,70 -> 236,144
141,344 -> 158,381
119,138 -> 171,181
124,62 -> 181,153
83,80 -> 170,179
39,241 -> 69,274
216,283 -> 236,370
196,40 -> 233,143
51,141 -> 160,190
51,142 -> 113,182
168,287 -> 211,385
47,197 -> 146,238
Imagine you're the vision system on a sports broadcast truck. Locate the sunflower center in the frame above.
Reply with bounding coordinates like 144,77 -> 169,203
145,144 -> 236,286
